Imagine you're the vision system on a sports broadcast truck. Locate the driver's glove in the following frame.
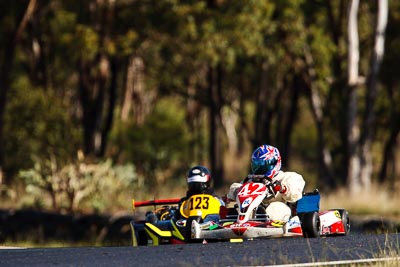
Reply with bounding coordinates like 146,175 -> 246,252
272,180 -> 287,194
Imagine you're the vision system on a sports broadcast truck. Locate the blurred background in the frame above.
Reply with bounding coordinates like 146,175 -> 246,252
0,0 -> 399,245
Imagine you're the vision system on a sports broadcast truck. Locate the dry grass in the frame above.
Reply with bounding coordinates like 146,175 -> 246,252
320,183 -> 400,218
2,176 -> 400,219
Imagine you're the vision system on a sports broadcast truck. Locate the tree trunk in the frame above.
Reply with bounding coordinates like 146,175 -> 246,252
325,0 -> 349,184
379,125 -> 399,189
99,58 -> 117,156
378,85 -> 400,188
208,65 -> 224,189
185,73 -> 203,163
253,62 -> 271,147
78,54 -> 110,157
237,81 -> 248,156
347,0 -> 362,194
0,38 -> 15,184
221,101 -> 239,155
79,0 -> 116,157
280,75 -> 299,166
120,56 -> 135,122
121,56 -> 144,123
359,0 -> 388,189
303,44 -> 335,189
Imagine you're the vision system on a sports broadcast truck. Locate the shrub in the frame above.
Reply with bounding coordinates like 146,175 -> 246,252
18,154 -> 138,213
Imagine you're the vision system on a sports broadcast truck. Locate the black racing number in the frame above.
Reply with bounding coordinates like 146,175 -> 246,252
189,196 -> 210,210
203,197 -> 209,209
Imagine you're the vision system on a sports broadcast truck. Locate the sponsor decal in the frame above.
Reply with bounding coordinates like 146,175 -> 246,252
229,223 -> 252,228
199,221 -> 214,230
322,226 -> 330,235
222,221 -> 234,227
334,210 -> 341,218
320,210 -> 341,228
241,197 -> 252,208
209,224 -> 219,230
271,221 -> 285,228
287,219 -> 301,228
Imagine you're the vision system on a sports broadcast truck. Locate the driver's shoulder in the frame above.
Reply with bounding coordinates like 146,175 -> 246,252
275,170 -> 303,179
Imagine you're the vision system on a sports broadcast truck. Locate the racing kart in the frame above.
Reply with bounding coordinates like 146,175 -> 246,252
130,195 -> 223,246
130,176 -> 350,246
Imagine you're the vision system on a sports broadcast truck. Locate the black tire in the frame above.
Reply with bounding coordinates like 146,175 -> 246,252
337,209 -> 350,235
300,211 -> 320,238
130,221 -> 148,246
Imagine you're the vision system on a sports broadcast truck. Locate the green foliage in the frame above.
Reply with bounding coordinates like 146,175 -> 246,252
18,157 -> 137,213
307,25 -> 336,92
1,0 -> 399,213
74,25 -> 99,60
4,78 -> 81,176
111,97 -> 191,187
117,30 -> 139,56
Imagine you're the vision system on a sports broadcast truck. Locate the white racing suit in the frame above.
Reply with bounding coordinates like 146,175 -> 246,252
227,171 -> 305,223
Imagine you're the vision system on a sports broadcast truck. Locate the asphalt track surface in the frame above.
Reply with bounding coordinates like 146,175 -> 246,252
0,233 -> 399,267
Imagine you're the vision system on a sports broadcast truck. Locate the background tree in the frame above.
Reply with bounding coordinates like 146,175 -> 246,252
346,0 -> 388,193
0,0 -> 38,184
359,0 -> 388,191
346,0 -> 363,194
0,0 -> 398,209
378,0 -> 400,189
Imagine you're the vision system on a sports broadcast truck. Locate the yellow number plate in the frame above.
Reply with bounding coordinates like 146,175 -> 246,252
180,194 -> 221,219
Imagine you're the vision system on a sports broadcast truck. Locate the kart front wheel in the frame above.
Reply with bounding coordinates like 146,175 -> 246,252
130,221 -> 148,246
300,211 -> 320,238
186,216 -> 203,243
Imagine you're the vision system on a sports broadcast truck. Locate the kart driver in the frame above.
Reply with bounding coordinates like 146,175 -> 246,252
145,165 -> 224,224
185,166 -> 221,198
178,165 -> 225,221
227,144 -> 305,223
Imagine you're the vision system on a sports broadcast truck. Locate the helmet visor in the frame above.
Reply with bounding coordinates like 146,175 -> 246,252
251,157 -> 277,175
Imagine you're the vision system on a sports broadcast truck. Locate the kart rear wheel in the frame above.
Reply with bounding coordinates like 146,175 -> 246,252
300,211 -> 320,238
337,209 -> 350,235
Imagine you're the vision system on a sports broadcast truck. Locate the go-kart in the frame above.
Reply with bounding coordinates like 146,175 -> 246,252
130,195 -> 223,246
192,175 -> 350,240
130,176 -> 350,246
